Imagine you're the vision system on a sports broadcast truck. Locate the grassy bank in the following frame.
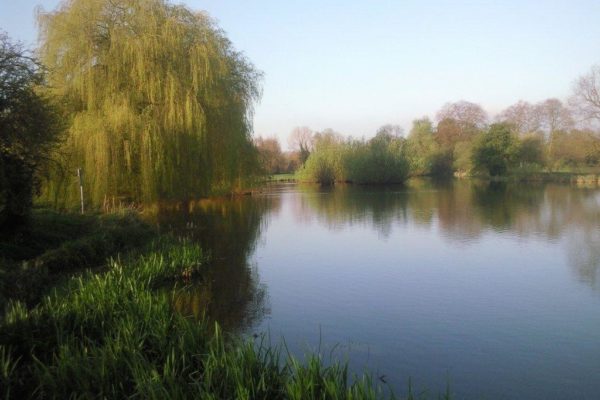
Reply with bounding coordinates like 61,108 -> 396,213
0,209 -> 154,306
0,211 -> 396,399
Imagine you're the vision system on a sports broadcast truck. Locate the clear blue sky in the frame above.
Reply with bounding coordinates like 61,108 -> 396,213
2,0 -> 600,146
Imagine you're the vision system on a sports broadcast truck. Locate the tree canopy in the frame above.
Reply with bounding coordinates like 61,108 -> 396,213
288,126 -> 313,165
472,123 -> 517,176
0,32 -> 63,228
38,0 -> 262,207
571,65 -> 600,124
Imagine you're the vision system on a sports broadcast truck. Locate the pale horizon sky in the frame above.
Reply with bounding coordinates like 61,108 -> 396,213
2,0 -> 599,147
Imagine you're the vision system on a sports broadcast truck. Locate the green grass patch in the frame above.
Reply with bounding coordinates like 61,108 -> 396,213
0,209 -> 154,306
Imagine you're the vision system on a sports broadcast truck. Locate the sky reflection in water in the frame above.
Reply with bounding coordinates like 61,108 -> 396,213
154,180 -> 600,400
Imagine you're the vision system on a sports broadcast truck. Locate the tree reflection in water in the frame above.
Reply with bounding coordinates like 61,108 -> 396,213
146,195 -> 280,333
293,179 -> 600,292
146,180 -> 600,337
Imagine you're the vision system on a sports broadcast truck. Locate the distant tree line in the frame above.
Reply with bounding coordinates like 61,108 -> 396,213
278,69 -> 600,183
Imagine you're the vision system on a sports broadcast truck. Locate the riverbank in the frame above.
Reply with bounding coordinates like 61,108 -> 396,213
510,170 -> 600,186
269,169 -> 600,188
0,209 -> 154,306
450,169 -> 600,186
0,210 -> 393,399
265,173 -> 298,182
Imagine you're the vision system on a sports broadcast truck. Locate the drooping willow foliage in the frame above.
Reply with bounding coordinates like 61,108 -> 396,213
37,0 -> 261,207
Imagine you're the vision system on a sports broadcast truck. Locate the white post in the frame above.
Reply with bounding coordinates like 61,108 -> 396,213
77,168 -> 84,214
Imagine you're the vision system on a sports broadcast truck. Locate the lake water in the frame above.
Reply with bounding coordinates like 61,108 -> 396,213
153,179 -> 600,400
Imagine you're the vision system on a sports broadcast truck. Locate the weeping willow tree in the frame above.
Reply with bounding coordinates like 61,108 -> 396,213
37,0 -> 261,207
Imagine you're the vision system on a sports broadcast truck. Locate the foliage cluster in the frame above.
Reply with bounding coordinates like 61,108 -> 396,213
299,130 -> 410,184
254,136 -> 300,175
471,124 -> 518,176
298,130 -> 346,184
0,33 -> 63,229
37,0 -> 262,208
345,131 -> 410,184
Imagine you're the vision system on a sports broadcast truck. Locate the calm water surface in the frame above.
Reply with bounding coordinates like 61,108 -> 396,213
154,179 -> 600,400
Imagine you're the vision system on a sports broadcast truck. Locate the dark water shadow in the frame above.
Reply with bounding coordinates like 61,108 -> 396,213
145,195 -> 280,333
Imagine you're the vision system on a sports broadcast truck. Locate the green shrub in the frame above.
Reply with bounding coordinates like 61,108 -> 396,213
345,134 -> 409,184
429,149 -> 454,177
472,123 -> 518,176
300,132 -> 409,185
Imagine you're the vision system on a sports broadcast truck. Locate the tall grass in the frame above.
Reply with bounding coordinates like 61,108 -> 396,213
0,239 -> 393,399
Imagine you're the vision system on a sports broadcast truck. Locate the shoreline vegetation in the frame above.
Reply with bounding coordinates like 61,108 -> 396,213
266,171 -> 600,188
0,210 -> 398,399
289,120 -> 600,186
